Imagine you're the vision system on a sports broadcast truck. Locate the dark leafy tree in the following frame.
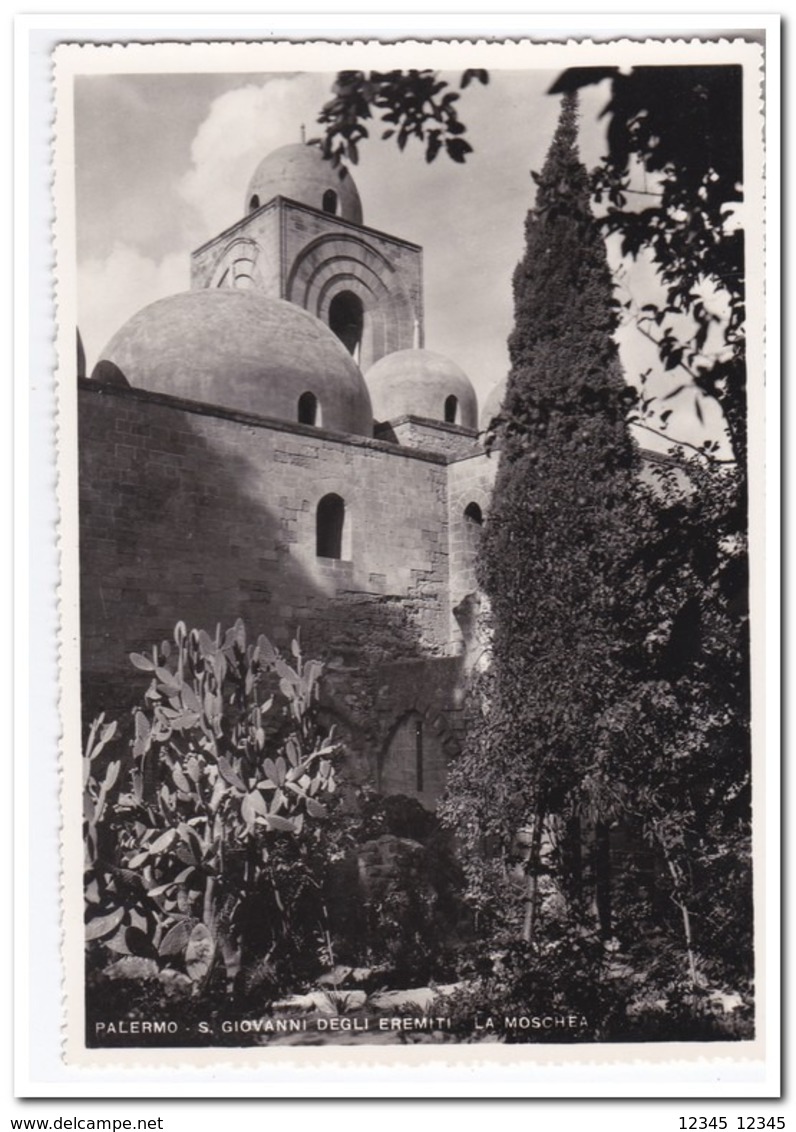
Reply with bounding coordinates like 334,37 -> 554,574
552,66 -> 746,469
608,454 -> 752,993
314,69 -> 488,167
441,93 -> 642,943
440,93 -> 752,1010
545,68 -> 751,992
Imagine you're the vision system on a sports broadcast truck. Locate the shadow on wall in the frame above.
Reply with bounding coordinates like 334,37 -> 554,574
78,381 -> 463,795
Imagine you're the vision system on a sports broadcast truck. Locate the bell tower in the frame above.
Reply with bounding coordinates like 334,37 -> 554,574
189,141 -> 424,371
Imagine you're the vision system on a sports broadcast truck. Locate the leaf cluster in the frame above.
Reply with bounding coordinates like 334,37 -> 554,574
84,619 -> 343,999
316,69 -> 488,167
552,65 -> 746,464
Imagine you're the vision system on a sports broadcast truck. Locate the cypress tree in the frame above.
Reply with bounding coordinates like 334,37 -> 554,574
443,93 -> 642,938
440,91 -> 752,1021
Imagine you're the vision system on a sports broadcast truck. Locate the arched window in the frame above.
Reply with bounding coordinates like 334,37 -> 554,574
464,502 -> 483,526
322,189 -> 338,215
444,394 -> 459,424
298,391 -> 320,426
249,194 -> 260,213
329,291 -> 364,360
316,493 -> 346,559
464,501 -> 484,557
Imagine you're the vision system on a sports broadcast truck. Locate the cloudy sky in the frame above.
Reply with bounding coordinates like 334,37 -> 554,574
74,68 -> 727,451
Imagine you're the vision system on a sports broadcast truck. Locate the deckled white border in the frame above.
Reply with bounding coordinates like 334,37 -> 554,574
23,22 -> 777,1093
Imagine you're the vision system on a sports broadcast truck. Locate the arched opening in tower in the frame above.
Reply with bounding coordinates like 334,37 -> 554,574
329,291 -> 364,364
249,194 -> 260,213
322,189 -> 338,215
444,395 -> 459,424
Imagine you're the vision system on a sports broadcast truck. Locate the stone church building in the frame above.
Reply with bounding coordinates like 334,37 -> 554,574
78,141 -> 503,811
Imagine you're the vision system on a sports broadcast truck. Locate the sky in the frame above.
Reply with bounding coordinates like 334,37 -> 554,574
73,68 -> 729,453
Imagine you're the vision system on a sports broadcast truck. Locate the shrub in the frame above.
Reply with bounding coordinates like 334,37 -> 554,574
84,619 -> 342,1000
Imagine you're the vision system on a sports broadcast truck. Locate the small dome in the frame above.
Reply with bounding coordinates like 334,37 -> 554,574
90,290 -> 373,436
245,143 -> 363,225
365,348 -> 478,430
480,376 -> 508,431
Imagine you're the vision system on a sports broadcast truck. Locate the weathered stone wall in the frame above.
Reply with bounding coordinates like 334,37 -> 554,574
446,452 -> 498,658
190,201 -> 282,293
78,379 -> 465,797
189,198 -> 423,374
375,416 -> 481,460
281,201 -> 423,371
639,448 -> 692,494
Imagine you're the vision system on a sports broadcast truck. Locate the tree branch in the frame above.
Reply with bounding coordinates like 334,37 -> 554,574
633,319 -> 701,384
632,420 -> 736,464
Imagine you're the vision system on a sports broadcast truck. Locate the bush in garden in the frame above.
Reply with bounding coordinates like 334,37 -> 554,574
318,788 -> 467,987
434,936 -> 749,1044
358,843 -> 458,988
84,619 -> 343,1000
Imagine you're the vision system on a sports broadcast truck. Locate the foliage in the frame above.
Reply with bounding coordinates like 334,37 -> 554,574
313,65 -> 753,1025
439,927 -> 630,1042
440,93 -> 752,1017
443,91 -> 642,894
550,65 -> 746,468
315,69 -> 488,167
596,455 -> 753,990
84,619 -> 343,999
437,933 -> 751,1043
324,791 -> 464,987
543,68 -> 753,994
84,970 -> 259,1048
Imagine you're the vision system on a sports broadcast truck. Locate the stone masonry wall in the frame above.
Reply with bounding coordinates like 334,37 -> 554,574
281,202 -> 423,371
78,380 -> 465,795
189,199 -> 424,373
190,201 -> 282,294
446,451 -> 498,661
375,416 -> 481,460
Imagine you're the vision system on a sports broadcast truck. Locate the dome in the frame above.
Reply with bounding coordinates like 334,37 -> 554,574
364,349 -> 478,430
245,143 -> 363,225
90,289 -> 374,436
480,376 -> 508,431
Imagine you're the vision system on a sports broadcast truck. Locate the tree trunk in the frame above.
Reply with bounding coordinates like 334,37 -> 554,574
564,812 -> 583,904
666,856 -> 698,987
522,810 -> 545,945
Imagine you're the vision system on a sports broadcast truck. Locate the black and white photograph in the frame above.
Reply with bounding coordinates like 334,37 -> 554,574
48,33 -> 770,1072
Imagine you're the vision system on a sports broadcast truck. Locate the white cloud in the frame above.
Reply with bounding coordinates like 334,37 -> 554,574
78,244 -> 187,374
177,74 -> 332,238
77,74 -> 332,370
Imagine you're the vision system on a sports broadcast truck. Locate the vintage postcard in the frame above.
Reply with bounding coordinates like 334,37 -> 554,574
49,30 -> 773,1080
